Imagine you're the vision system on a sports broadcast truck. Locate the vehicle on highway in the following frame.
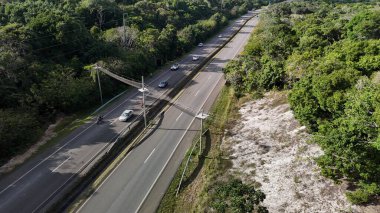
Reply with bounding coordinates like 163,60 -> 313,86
119,109 -> 133,121
197,43 -> 204,47
170,63 -> 179,71
218,34 -> 222,38
192,55 -> 199,61
158,81 -> 168,88
96,115 -> 103,124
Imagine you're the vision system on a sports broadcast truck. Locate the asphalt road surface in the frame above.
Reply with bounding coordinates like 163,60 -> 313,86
76,12 -> 259,213
0,12 -> 257,213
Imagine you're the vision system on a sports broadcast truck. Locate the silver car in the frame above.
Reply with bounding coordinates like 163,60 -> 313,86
119,109 -> 133,121
192,55 -> 200,61
170,63 -> 179,70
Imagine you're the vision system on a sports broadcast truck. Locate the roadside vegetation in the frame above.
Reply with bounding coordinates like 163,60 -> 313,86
158,86 -> 268,212
223,0 -> 380,204
0,0 -> 269,165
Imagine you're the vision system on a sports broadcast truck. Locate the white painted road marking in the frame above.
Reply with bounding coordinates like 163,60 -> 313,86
144,148 -> 156,164
194,90 -> 200,96
52,157 -> 71,173
175,112 -> 183,121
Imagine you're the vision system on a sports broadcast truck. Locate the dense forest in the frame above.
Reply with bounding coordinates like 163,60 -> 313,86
224,0 -> 380,204
0,0 -> 275,164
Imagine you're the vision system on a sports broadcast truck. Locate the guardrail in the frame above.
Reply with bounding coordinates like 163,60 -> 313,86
49,14 -> 254,212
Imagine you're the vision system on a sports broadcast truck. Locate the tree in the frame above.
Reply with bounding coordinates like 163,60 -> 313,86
158,24 -> 177,61
210,179 -> 267,213
346,10 -> 380,40
0,109 -> 42,164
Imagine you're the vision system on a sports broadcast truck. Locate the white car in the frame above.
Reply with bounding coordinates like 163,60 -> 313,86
192,55 -> 199,61
170,63 -> 179,71
197,43 -> 204,47
119,109 -> 133,121
218,34 -> 222,38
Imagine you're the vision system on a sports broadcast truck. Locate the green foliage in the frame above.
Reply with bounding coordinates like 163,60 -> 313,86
347,182 -> 380,204
30,68 -> 96,113
224,0 -> 380,203
346,10 -> 380,40
0,0 -> 266,164
0,109 -> 42,164
210,178 -> 268,213
257,55 -> 284,89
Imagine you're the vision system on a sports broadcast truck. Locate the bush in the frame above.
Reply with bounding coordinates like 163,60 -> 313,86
346,183 -> 380,204
210,178 -> 268,213
0,109 -> 42,164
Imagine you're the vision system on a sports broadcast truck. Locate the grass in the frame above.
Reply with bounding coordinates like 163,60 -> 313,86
157,86 -> 242,212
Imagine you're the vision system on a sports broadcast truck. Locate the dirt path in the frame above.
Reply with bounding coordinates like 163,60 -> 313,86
222,92 -> 363,212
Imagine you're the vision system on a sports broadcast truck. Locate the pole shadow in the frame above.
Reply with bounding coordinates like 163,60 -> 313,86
180,129 -> 212,191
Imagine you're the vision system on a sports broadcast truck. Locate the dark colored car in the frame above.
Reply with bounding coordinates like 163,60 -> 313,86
158,81 -> 168,88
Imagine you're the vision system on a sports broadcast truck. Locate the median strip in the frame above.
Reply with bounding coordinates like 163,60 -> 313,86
52,13 -> 255,213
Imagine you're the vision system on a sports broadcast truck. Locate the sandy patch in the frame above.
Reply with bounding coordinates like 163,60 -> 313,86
222,92 -> 361,212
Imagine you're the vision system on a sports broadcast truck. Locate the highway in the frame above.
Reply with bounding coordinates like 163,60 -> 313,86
76,12 -> 259,213
0,12 -> 256,213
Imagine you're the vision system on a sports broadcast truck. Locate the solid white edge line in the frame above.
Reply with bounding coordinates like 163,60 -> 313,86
0,17 -> 220,196
33,11 -> 250,213
74,18 -> 241,211
75,151 -> 133,213
135,13 -> 255,213
31,138 -> 116,213
135,73 -> 224,213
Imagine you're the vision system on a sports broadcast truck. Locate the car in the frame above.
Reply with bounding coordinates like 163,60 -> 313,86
192,55 -> 199,61
170,63 -> 179,71
218,34 -> 222,38
197,43 -> 204,47
119,109 -> 133,121
158,81 -> 168,88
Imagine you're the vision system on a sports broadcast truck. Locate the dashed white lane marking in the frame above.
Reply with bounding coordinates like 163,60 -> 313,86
144,148 -> 156,164
52,157 -> 71,173
175,112 -> 183,122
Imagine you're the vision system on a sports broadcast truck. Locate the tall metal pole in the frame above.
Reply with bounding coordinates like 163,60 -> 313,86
142,76 -> 147,127
199,109 -> 203,156
96,66 -> 103,105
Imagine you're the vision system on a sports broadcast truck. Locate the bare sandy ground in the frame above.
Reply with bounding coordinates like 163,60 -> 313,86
222,92 -> 364,213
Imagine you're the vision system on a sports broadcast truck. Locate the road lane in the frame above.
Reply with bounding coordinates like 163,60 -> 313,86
0,13 -> 251,213
77,12 -> 259,213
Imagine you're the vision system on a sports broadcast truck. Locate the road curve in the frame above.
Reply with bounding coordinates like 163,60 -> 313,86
76,12 -> 259,213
